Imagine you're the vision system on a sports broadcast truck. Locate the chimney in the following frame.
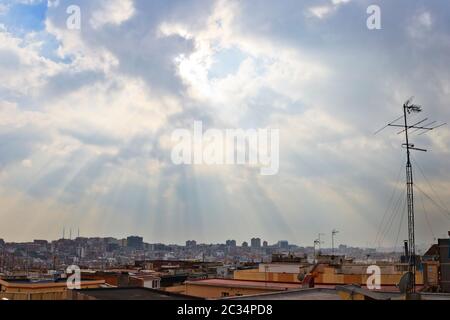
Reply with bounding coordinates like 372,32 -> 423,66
404,240 -> 409,257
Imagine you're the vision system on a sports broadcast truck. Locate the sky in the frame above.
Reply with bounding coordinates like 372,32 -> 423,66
0,0 -> 449,248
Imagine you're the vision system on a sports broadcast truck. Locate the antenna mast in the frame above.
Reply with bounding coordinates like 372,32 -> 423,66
375,97 -> 446,295
317,233 -> 325,251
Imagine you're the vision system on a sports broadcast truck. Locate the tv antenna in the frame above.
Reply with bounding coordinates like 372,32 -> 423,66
317,233 -> 325,251
375,97 -> 446,295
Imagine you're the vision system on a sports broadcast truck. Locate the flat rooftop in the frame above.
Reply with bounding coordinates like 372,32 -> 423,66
185,279 -> 302,291
1,278 -> 67,284
0,278 -> 104,287
225,288 -> 342,300
74,287 -> 202,300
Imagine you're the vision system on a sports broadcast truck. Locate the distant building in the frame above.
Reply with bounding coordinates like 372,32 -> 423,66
277,240 -> 289,249
127,236 -> 143,250
226,240 -> 236,247
107,243 -> 120,252
119,238 -> 127,247
33,240 -> 48,246
242,242 -> 248,248
263,241 -> 268,248
186,240 -> 197,248
251,238 -> 261,249
153,243 -> 170,251
103,237 -> 117,245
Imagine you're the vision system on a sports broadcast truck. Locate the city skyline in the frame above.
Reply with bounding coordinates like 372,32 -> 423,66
1,0 -> 450,247
0,234 -> 437,252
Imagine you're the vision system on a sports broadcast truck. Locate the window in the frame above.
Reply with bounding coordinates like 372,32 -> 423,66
221,292 -> 229,297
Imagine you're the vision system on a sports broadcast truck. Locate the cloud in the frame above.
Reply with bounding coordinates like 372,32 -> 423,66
0,29 -> 61,96
0,0 -> 449,246
90,0 -> 135,29
307,0 -> 351,19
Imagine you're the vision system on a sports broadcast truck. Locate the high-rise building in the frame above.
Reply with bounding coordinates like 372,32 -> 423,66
263,241 -> 268,248
33,240 -> 48,246
277,240 -> 289,250
242,241 -> 249,248
186,240 -> 197,248
251,238 -> 261,249
226,240 -> 237,247
127,236 -> 143,250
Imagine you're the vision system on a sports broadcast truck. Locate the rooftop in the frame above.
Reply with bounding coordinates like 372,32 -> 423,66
225,288 -> 342,300
0,278 -> 105,288
185,279 -> 303,291
73,287 -> 202,300
224,285 -> 402,300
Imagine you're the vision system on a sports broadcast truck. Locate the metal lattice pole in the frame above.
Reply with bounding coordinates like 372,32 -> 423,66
375,97 -> 446,295
403,103 -> 416,293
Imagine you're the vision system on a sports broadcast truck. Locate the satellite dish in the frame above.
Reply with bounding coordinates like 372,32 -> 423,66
398,272 -> 413,294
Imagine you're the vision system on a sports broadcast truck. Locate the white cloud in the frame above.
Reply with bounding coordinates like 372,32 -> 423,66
161,0 -> 328,123
0,30 -> 62,95
309,5 -> 333,19
418,11 -> 433,29
21,159 -> 32,167
45,19 -> 119,73
90,0 -> 135,29
407,10 -> 434,39
308,0 -> 351,19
